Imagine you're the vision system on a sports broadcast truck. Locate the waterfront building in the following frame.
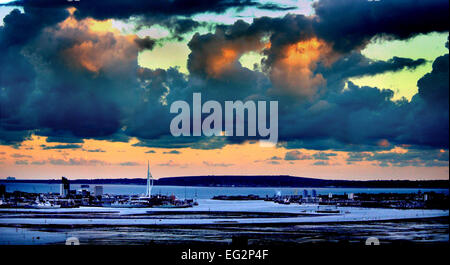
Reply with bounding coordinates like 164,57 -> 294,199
79,184 -> 90,196
94,186 -> 103,197
0,184 -> 5,198
60,177 -> 70,198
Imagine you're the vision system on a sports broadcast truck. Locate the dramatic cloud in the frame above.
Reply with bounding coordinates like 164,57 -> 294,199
134,36 -> 156,51
313,0 -> 449,52
41,144 -> 82,150
187,21 -> 267,79
7,0 -> 297,19
417,54 -> 449,107
284,150 -> 312,161
0,0 -> 448,170
346,149 -> 449,168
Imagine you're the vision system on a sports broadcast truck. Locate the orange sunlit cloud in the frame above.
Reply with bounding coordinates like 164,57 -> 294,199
270,37 -> 337,98
56,8 -> 140,73
207,47 -> 239,77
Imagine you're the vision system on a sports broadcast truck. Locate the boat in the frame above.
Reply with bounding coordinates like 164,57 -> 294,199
110,200 -> 149,208
33,201 -> 61,209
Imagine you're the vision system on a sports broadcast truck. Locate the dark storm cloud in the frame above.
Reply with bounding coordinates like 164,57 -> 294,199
279,138 -> 393,152
0,7 -> 69,146
393,53 -> 449,149
0,129 -> 32,146
0,7 -> 68,47
134,36 -> 156,51
0,0 -> 448,165
44,135 -> 84,144
1,6 -> 144,145
6,0 -> 293,19
313,0 -> 449,52
132,136 -> 228,150
163,18 -> 204,41
7,1 -> 277,41
134,17 -> 207,41
278,70 -> 448,151
40,144 -> 82,150
187,20 -> 266,77
256,3 -> 297,11
417,54 -> 449,107
320,52 -> 427,85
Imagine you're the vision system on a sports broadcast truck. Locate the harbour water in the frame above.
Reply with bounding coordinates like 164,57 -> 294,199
1,182 -> 448,246
2,182 -> 448,199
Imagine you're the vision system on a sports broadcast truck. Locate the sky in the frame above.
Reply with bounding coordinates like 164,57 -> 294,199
0,0 -> 448,180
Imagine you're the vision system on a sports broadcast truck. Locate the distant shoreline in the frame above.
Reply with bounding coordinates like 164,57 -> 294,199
1,175 -> 448,189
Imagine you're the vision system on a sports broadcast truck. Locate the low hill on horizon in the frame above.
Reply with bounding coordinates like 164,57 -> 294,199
1,175 -> 448,188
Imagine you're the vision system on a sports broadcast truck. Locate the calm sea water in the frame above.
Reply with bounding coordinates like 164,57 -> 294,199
1,182 -> 448,199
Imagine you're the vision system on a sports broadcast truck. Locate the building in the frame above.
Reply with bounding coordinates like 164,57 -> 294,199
94,186 -> 103,197
0,184 -> 5,197
348,193 -> 354,200
79,184 -> 90,196
303,189 -> 308,198
312,189 -> 317,198
60,177 -> 70,198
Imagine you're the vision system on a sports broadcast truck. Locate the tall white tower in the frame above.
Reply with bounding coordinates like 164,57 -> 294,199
145,161 -> 153,197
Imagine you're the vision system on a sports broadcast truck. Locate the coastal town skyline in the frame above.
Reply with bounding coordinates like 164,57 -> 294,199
0,0 -> 449,180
